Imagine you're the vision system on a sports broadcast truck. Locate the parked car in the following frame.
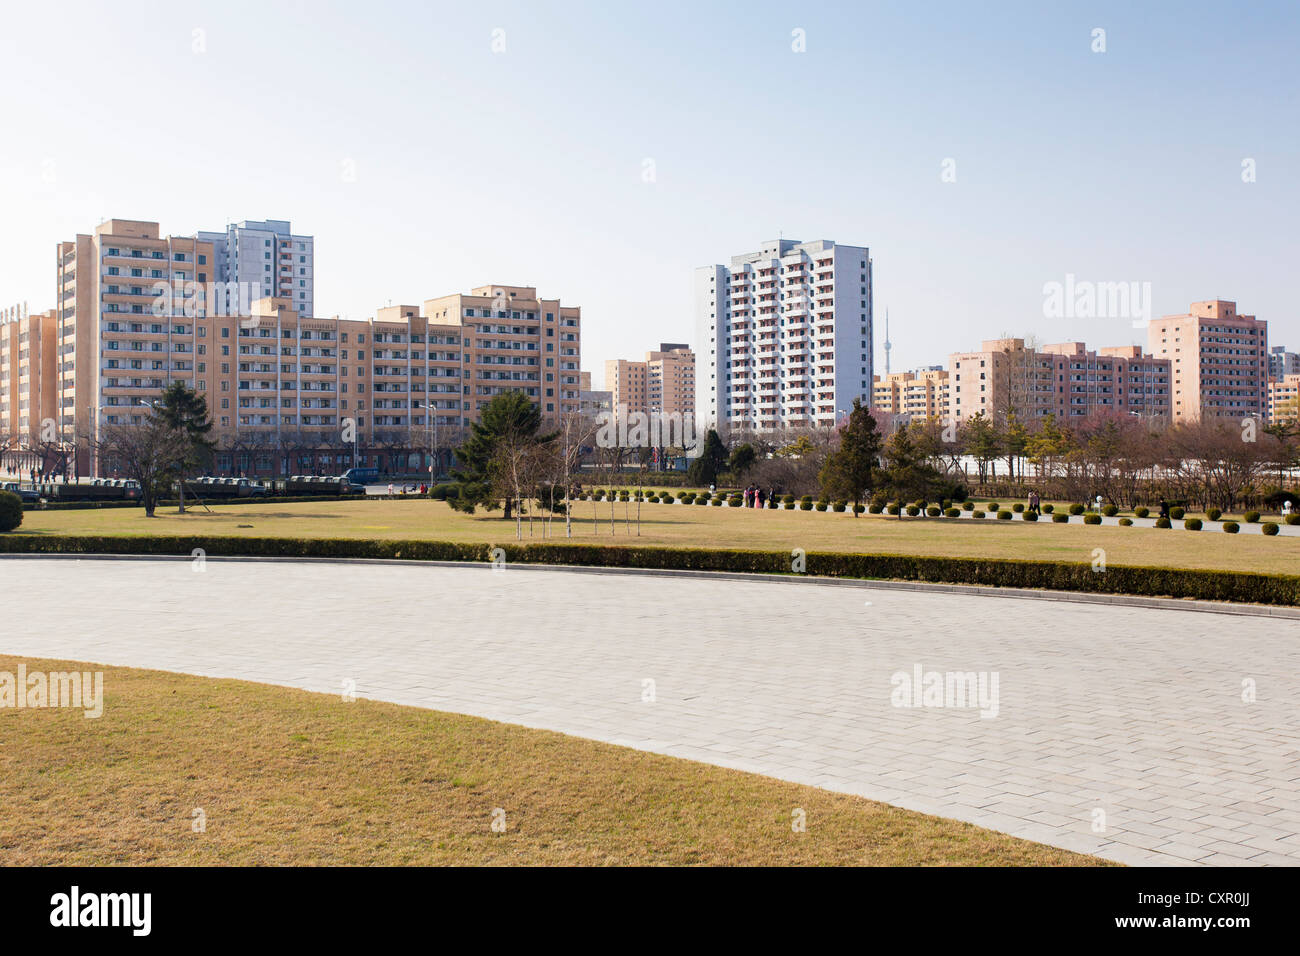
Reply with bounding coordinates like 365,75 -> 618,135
1,482 -> 40,504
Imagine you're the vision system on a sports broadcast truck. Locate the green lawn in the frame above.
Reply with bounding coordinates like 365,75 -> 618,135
13,496 -> 1300,575
0,655 -> 1105,866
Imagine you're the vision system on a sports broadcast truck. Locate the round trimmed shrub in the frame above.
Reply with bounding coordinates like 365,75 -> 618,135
886,504 -> 899,515
1118,517 -> 1133,526
987,502 -> 1000,513
676,491 -> 688,500
1083,513 -> 1101,525
832,501 -> 847,512
1042,504 -> 1054,514
905,505 -> 920,517
1022,510 -> 1038,522
800,500 -> 814,511
868,503 -> 883,514
853,504 -> 865,514
1245,511 -> 1261,523
1206,508 -> 1222,521
997,510 -> 1012,520
1069,503 -> 1085,516
941,499 -> 952,510
1222,521 -> 1240,533
926,506 -> 941,517
711,496 -> 724,506
0,491 -> 22,532
1170,506 -> 1184,520
1053,512 -> 1069,523
694,495 -> 709,505
1012,503 -> 1025,513
815,501 -> 828,512
782,494 -> 795,505
972,509 -> 986,519
1102,505 -> 1118,517
1184,518 -> 1202,531
1286,514 -> 1300,526
1262,522 -> 1279,536
1154,517 -> 1171,529
697,491 -> 711,501
962,501 -> 975,511
1134,506 -> 1149,518
945,507 -> 960,518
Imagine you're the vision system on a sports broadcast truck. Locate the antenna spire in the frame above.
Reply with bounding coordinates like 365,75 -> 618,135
883,308 -> 892,376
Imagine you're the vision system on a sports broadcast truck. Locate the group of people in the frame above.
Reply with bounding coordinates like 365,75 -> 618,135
742,484 -> 777,509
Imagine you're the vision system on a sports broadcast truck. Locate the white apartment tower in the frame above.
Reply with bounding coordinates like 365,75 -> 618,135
197,219 -> 314,317
695,238 -> 872,431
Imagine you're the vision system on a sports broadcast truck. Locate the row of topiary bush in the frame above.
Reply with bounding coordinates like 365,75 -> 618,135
1,533 -> 1295,606
23,493 -> 369,511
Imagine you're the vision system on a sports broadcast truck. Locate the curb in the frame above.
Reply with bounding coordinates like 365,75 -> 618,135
3,552 -> 1297,620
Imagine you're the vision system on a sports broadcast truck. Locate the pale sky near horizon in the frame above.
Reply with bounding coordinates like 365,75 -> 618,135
1,0 -> 1296,388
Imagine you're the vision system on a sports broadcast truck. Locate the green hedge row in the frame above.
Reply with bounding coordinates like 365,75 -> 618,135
2,534 -> 1296,607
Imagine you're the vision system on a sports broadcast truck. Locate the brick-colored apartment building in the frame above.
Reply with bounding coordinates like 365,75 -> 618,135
604,343 -> 695,419
1147,300 -> 1268,422
3,219 -> 582,477
872,368 -> 949,419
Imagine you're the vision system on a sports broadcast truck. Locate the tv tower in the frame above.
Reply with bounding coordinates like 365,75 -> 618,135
883,308 -> 892,376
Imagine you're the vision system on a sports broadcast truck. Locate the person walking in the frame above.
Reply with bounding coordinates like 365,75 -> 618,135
1158,498 -> 1169,519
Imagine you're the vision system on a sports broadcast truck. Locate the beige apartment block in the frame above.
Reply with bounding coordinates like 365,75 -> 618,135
1147,300 -> 1268,422
1268,374 -> 1300,424
0,307 -> 57,448
605,343 -> 696,421
872,368 -> 949,419
947,338 -> 1170,424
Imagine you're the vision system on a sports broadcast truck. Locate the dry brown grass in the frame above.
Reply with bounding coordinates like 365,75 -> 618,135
0,655 -> 1105,866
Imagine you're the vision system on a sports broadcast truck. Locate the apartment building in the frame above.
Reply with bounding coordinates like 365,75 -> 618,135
947,338 -> 1170,423
604,343 -> 695,420
197,219 -> 314,317
0,306 -> 57,444
695,238 -> 872,431
1147,300 -> 1268,421
1268,374 -> 1299,425
1269,345 -> 1300,380
871,368 -> 949,420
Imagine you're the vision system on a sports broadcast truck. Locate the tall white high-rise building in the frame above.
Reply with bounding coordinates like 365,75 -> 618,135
694,238 -> 872,431
197,219 -> 314,316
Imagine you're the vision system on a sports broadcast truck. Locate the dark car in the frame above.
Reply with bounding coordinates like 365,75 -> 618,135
1,482 -> 40,504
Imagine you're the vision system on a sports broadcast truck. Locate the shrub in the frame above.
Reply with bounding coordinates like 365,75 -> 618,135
1069,504 -> 1085,516
0,491 -> 22,532
1053,513 -> 1069,523
972,510 -> 986,519
1222,521 -> 1240,534
1206,508 -> 1222,521
815,502 -> 828,512
1042,504 -> 1054,514
852,504 -> 865,514
1134,506 -> 1149,518
945,508 -> 960,518
987,502 -> 999,513
996,510 -> 1012,520
1118,517 -> 1133,526
962,501 -> 975,511
1022,511 -> 1038,522
782,494 -> 795,505
1184,518 -> 1202,531
1083,514 -> 1101,525
868,503 -> 883,514
1154,517 -> 1171,528
1263,522 -> 1280,536
1012,503 -> 1025,513
886,504 -> 900,515
800,500 -> 814,511
1102,505 -> 1118,517
1245,511 -> 1261,523
905,505 -> 920,516
941,499 -> 952,510
695,495 -> 709,505
697,491 -> 711,501
926,506 -> 941,517
1170,507 -> 1184,520
832,501 -> 847,512
1287,514 -> 1300,526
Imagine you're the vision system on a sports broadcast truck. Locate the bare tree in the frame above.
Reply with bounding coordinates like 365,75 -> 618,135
97,419 -> 190,516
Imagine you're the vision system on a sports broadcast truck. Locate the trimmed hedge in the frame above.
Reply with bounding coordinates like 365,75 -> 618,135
1022,511 -> 1039,522
0,491 -> 22,532
926,506 -> 941,517
1184,518 -> 1203,531
1118,517 -> 1133,526
962,501 -> 975,511
996,510 -> 1012,520
1069,504 -> 1085,516
1245,511 -> 1261,523
1287,515 -> 1300,526
1207,508 -> 1222,521
945,508 -> 961,518
1083,514 -> 1101,525
972,510 -> 986,519
1042,504 -> 1054,514
1134,507 -> 1149,518
1170,507 -> 1185,520
905,506 -> 920,517
1222,521 -> 1240,534
1263,523 -> 1280,536
1102,505 -> 1118,517
3,534 -> 1295,606
1012,503 -> 1024,513
1154,517 -> 1171,529
1053,513 -> 1069,523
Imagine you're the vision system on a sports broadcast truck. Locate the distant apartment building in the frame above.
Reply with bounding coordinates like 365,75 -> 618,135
872,367 -> 949,420
1268,374 -> 1300,424
1269,345 -> 1300,380
3,219 -> 582,476
947,338 -> 1170,423
604,343 -> 695,421
1147,300 -> 1268,422
197,219 -> 314,317
695,238 -> 872,431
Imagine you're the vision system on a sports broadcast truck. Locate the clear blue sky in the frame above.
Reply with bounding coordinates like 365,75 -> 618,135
1,0 -> 1296,383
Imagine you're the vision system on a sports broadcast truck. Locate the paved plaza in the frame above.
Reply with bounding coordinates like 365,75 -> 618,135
2,556 -> 1298,866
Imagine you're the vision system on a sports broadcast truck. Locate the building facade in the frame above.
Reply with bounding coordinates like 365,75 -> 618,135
1268,374 -> 1300,425
604,343 -> 695,421
1268,345 -> 1299,380
1146,300 -> 1268,422
695,238 -> 872,431
197,219 -> 315,318
871,368 -> 949,420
